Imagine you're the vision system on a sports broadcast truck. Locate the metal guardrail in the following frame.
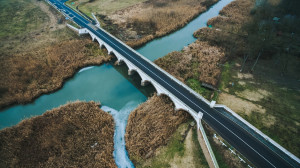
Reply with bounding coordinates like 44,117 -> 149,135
46,0 -> 300,166
214,104 -> 300,165
198,121 -> 219,168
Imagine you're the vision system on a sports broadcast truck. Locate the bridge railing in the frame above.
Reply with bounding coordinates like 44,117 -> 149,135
96,22 -> 212,105
96,24 -> 300,166
48,0 -> 300,165
214,104 -> 300,165
85,21 -> 300,166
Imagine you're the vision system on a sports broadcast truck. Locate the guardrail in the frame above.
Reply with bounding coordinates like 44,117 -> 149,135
214,104 -> 300,165
94,23 -> 300,167
46,0 -> 300,166
198,121 -> 219,168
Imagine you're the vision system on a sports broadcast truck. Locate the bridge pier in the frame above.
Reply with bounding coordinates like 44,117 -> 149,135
141,80 -> 149,86
48,0 -> 300,166
66,25 -> 218,168
128,69 -> 136,76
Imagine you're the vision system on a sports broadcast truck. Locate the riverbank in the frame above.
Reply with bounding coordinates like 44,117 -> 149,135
156,0 -> 300,158
155,41 -> 225,99
67,0 -> 219,48
0,101 -> 116,167
126,0 -> 299,166
126,95 -> 211,167
195,0 -> 300,157
0,0 -> 111,109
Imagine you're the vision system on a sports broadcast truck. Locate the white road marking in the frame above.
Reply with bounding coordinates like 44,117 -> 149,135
88,27 -> 277,168
50,1 -> 292,167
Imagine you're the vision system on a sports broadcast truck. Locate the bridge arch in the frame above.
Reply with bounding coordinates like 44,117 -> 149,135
93,38 -> 101,47
68,25 -> 200,124
84,30 -> 195,118
117,58 -> 192,113
157,93 -> 190,112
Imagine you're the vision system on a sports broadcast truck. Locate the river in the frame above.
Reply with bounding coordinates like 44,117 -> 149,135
0,0 -> 233,167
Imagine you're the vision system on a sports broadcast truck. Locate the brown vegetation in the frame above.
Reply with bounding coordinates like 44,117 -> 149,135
0,39 -> 111,109
104,0 -> 219,47
155,41 -> 225,86
125,94 -> 191,163
0,101 -> 116,167
203,122 -> 248,168
194,0 -> 300,156
194,0 -> 254,59
0,0 -> 112,109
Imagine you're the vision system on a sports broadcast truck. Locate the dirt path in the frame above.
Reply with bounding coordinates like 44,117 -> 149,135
36,0 -> 64,30
197,128 -> 215,168
170,129 -> 196,168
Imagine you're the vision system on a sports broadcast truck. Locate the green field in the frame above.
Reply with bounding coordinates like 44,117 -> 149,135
66,0 -> 146,17
0,0 -> 48,38
133,122 -> 209,168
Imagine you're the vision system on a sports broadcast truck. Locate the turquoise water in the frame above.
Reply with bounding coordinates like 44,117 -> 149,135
0,64 -> 147,129
0,0 -> 233,167
139,0 -> 233,61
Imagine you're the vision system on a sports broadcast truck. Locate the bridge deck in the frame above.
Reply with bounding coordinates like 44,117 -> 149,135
47,0 -> 299,167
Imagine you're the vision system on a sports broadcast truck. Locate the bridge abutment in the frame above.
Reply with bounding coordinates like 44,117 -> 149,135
66,23 -> 219,168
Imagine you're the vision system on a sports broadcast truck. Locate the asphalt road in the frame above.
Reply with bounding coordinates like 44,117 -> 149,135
48,0 -> 299,167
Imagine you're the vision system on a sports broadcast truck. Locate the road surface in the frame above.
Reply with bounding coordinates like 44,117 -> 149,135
47,0 -> 299,167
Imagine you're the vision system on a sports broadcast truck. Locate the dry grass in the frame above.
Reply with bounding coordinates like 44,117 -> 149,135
0,39 -> 111,109
0,0 -> 112,109
0,0 -> 68,55
202,0 -> 300,156
0,101 -> 116,167
194,0 -> 254,59
125,94 -> 191,163
203,122 -> 248,168
67,0 -> 147,16
168,128 -> 209,168
155,41 -> 225,86
218,93 -> 266,116
236,89 -> 270,102
104,0 -> 219,47
136,122 -> 209,168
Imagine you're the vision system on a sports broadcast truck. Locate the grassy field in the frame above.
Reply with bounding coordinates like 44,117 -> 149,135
66,0 -> 219,47
136,123 -> 209,168
155,41 -> 225,100
0,0 -> 112,109
0,37 -> 111,109
0,0 -> 48,38
217,59 -> 300,156
195,0 -> 300,157
203,122 -> 251,168
126,94 -> 191,164
0,102 -> 116,167
126,94 -> 209,168
66,0 -> 146,16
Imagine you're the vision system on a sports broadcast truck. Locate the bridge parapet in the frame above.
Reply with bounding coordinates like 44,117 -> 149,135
68,25 -> 205,122
91,13 -> 101,28
103,17 -> 300,164
82,28 -> 202,119
67,22 -> 218,168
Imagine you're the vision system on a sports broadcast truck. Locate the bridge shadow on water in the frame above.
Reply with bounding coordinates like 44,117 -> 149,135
109,56 -> 156,99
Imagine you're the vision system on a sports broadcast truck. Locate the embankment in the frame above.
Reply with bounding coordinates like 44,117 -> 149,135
194,0 -> 300,157
125,95 -> 191,164
0,101 -> 116,167
77,0 -> 219,48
